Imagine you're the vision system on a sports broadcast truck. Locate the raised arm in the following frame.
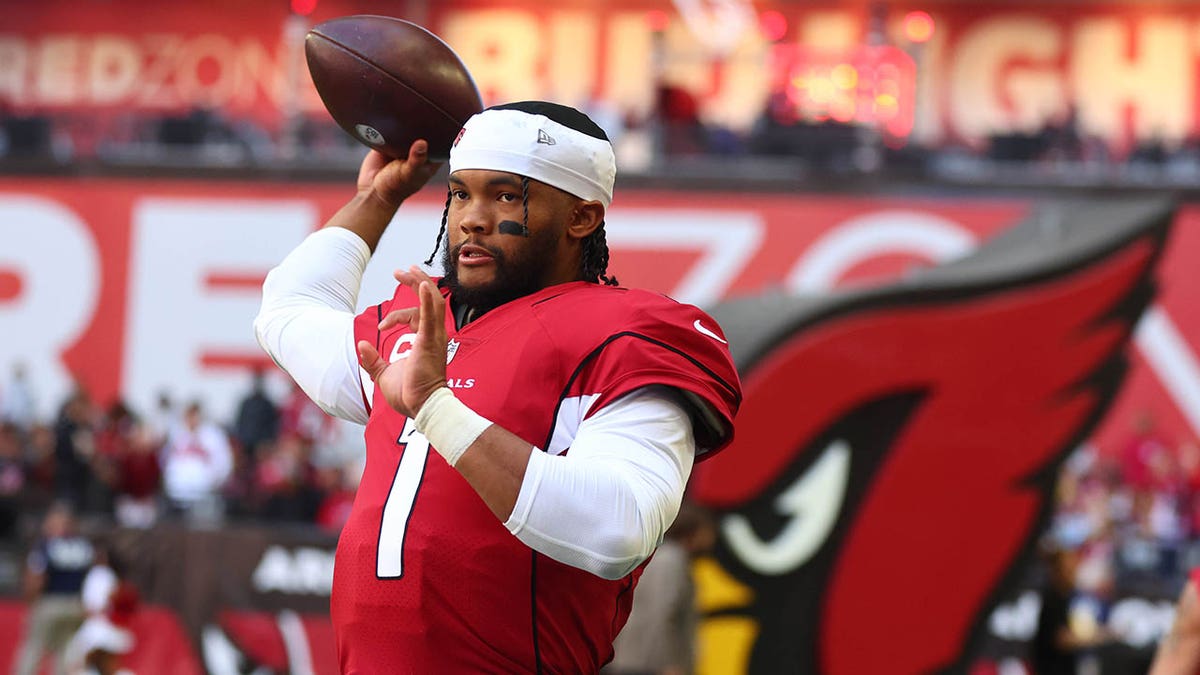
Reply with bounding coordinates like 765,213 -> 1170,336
330,141 -> 442,252
254,142 -> 441,423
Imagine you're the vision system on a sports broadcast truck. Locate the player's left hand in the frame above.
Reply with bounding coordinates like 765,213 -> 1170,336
357,266 -> 448,418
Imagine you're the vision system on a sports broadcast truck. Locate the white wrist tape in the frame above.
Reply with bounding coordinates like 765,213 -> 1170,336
413,387 -> 492,467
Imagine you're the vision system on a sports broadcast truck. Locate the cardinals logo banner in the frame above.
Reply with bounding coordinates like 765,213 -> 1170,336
691,198 -> 1174,674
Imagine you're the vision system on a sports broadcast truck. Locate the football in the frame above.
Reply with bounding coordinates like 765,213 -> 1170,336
305,15 -> 483,161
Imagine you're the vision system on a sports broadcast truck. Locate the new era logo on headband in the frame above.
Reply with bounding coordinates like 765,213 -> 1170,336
449,105 -> 615,207
453,128 -> 466,147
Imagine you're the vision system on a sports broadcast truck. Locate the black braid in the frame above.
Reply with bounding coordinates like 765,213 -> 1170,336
581,222 -> 618,286
424,189 -> 452,266
520,176 -> 531,236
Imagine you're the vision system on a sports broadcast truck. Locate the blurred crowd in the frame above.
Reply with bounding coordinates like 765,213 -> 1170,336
0,362 -> 363,539
6,95 -> 1200,186
1046,413 -> 1200,600
0,105 -> 367,170
1031,413 -> 1200,671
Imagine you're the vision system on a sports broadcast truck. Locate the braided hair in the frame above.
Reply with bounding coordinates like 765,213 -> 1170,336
581,223 -> 618,286
519,176 -> 531,237
423,188 -> 453,266
520,174 -> 616,286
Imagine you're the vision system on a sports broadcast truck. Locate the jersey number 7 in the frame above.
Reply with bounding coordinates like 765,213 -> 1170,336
377,418 -> 429,578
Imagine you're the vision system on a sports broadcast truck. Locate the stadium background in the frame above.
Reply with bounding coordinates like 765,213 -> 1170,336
3,0 -> 1200,673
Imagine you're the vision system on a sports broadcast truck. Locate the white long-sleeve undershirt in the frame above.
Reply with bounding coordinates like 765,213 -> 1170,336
507,386 -> 693,579
255,228 -> 373,425
254,227 -> 695,579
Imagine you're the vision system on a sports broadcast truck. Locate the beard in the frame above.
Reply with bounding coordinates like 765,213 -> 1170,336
440,225 -> 563,316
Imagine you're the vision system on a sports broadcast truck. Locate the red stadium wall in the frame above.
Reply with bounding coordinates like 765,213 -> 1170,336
2,178 -> 1198,461
0,523 -> 338,674
0,180 -> 1191,672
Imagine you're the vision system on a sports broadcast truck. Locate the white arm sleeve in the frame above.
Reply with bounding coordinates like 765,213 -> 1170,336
503,386 -> 695,580
80,565 -> 118,614
253,228 -> 374,424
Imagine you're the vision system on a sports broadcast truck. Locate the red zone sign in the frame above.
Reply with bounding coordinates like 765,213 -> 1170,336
1,180 -> 1198,671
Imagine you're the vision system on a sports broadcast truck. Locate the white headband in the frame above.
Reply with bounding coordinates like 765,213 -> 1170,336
448,108 -> 616,208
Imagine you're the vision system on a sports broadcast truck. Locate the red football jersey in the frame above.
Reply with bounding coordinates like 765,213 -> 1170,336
333,280 -> 740,674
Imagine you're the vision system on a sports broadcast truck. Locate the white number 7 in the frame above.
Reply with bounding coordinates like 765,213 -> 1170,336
377,418 -> 430,578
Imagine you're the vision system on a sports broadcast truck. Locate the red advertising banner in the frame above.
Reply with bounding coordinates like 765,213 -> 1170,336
2,177 -> 1199,461
3,0 -> 1199,147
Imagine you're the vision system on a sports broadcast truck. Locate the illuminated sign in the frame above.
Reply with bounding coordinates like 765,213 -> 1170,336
768,44 -> 917,143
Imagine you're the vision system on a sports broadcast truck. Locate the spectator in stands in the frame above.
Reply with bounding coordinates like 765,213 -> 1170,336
1121,411 -> 1171,492
1042,105 -> 1083,163
13,502 -> 95,675
311,420 -> 364,532
314,464 -> 356,533
94,403 -> 137,463
53,388 -> 97,510
655,82 -> 707,156
1177,440 -> 1200,539
606,501 -> 715,675
1048,446 -> 1101,549
309,417 -> 366,475
233,368 -> 280,461
142,390 -> 176,448
88,402 -> 139,517
1,362 -> 36,432
112,425 -> 161,529
160,400 -> 232,523
254,434 -> 321,522
1031,544 -> 1113,674
25,424 -> 58,509
0,422 -> 26,539
280,381 -> 333,446
1146,443 -> 1187,579
1115,471 -> 1185,592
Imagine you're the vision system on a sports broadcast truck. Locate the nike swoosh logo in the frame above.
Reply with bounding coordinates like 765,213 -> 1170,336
694,319 -> 728,344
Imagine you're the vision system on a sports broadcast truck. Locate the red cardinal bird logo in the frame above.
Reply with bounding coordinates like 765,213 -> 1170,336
691,199 -> 1173,674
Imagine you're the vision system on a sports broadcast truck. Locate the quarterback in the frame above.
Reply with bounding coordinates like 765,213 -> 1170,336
255,101 -> 740,673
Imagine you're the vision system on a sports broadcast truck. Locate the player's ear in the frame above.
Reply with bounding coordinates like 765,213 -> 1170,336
566,201 -> 604,241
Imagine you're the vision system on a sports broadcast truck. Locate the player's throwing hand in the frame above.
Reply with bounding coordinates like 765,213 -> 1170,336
357,140 -> 442,209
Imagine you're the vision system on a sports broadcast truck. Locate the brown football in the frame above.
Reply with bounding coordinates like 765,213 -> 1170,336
305,15 -> 483,161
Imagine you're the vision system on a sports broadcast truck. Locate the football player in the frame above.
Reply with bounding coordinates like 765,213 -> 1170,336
255,101 -> 741,673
